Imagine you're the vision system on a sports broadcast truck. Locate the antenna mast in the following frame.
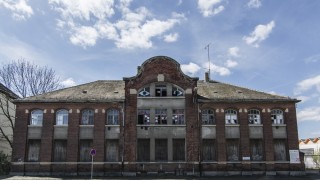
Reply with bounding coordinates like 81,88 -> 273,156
205,43 -> 211,78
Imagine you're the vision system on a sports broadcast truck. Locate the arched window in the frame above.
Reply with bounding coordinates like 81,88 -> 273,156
172,86 -> 184,96
107,109 -> 119,125
271,109 -> 284,124
30,110 -> 43,125
202,109 -> 215,125
81,109 -> 94,125
225,109 -> 238,124
248,109 -> 261,124
56,109 -> 68,125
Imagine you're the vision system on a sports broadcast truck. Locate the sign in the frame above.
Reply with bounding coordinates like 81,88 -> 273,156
90,148 -> 96,156
289,150 -> 300,164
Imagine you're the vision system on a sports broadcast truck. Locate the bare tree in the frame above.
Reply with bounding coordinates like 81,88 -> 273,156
0,59 -> 61,98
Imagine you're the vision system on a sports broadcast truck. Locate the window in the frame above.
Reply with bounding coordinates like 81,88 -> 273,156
106,140 -> 119,162
81,109 -> 94,125
226,139 -> 239,161
172,86 -> 184,96
53,140 -> 67,162
138,109 -> 150,124
27,140 -> 40,161
79,140 -> 92,162
250,139 -> 263,161
155,139 -> 168,161
274,139 -> 287,161
139,87 -> 150,97
155,85 -> 167,97
202,139 -> 216,161
172,109 -> 185,124
30,110 -> 43,125
56,109 -> 68,125
202,109 -> 215,125
137,139 -> 150,161
225,109 -> 238,124
248,109 -> 261,124
271,109 -> 284,124
107,109 -> 119,125
155,109 -> 167,124
173,139 -> 185,161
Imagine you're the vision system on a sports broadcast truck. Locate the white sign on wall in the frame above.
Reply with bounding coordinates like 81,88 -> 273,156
289,150 -> 300,164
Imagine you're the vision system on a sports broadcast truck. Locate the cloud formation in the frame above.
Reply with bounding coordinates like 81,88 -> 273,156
298,106 -> 320,122
225,59 -> 238,68
247,0 -> 262,9
49,0 -> 184,49
0,0 -> 33,20
243,21 -> 275,47
181,62 -> 201,76
294,75 -> 320,95
197,0 -> 224,17
228,47 -> 240,57
203,62 -> 230,76
61,78 -> 77,87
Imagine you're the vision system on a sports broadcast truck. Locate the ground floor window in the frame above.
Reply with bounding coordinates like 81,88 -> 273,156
155,139 -> 168,161
137,139 -> 150,161
79,140 -> 93,162
27,140 -> 40,162
53,140 -> 67,162
226,139 -> 239,161
106,140 -> 119,162
250,139 -> 263,161
274,139 -> 287,161
202,139 -> 216,161
173,139 -> 185,161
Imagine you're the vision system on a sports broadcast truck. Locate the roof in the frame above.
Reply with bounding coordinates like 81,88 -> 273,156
0,83 -> 19,99
197,80 -> 299,102
15,80 -> 125,103
15,79 -> 298,103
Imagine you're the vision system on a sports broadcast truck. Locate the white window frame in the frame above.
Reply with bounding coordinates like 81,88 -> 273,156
271,109 -> 284,124
30,110 -> 43,126
225,109 -> 238,124
202,109 -> 215,125
248,109 -> 261,124
107,109 -> 119,125
56,109 -> 68,125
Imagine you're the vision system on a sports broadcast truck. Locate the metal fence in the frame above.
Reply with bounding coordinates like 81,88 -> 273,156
304,155 -> 320,169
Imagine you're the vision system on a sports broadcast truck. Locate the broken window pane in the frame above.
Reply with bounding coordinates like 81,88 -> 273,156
202,109 -> 215,125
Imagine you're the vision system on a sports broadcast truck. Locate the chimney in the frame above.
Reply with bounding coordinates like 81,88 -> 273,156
205,71 -> 210,82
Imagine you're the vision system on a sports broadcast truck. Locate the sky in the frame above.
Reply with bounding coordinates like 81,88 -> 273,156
1,0 -> 320,139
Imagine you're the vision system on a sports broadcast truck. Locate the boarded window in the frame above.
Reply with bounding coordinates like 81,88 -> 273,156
202,139 -> 216,161
173,139 -> 185,161
81,109 -> 94,125
53,140 -> 67,162
155,109 -> 167,124
30,110 -> 43,125
172,109 -> 185,124
27,140 -> 40,161
250,139 -> 263,161
106,140 -> 119,162
226,139 -> 239,161
56,109 -> 68,125
107,109 -> 119,125
155,139 -> 168,161
202,109 -> 215,125
138,109 -> 150,125
137,139 -> 150,161
79,140 -> 92,162
274,139 -> 287,161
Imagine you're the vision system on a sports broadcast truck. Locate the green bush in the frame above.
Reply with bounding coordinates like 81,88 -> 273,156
0,151 -> 10,175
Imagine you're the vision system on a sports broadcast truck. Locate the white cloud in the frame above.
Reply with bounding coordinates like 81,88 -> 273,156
70,26 -> 99,48
225,59 -> 238,68
181,62 -> 201,75
294,75 -> 320,95
243,20 -> 275,47
247,0 -> 262,9
197,0 -> 224,17
228,46 -> 240,57
203,62 -> 230,76
297,106 -> 320,122
61,78 -> 77,87
0,0 -> 34,20
164,33 -> 179,42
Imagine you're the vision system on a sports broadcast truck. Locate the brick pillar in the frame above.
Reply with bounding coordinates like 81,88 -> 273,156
93,109 -> 105,175
11,106 -> 29,174
66,109 -> 80,175
216,108 -> 226,170
186,94 -> 199,162
263,109 -> 274,171
239,108 -> 250,171
39,109 -> 54,174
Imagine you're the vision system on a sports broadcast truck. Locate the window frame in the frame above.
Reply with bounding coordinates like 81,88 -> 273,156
138,109 -> 150,125
106,109 -> 119,125
202,109 -> 215,125
56,109 -> 69,125
30,109 -> 43,126
225,109 -> 238,124
271,109 -> 284,124
81,109 -> 94,125
155,109 -> 167,124
172,109 -> 185,125
27,140 -> 41,162
155,84 -> 167,97
248,109 -> 261,124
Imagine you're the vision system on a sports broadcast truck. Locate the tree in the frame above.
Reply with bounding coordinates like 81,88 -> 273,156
312,148 -> 320,169
0,59 -> 61,98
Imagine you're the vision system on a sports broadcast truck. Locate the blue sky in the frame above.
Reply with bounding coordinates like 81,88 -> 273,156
1,0 -> 320,139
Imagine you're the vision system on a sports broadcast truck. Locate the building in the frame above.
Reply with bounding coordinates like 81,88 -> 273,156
11,56 -> 304,176
299,137 -> 320,169
0,83 -> 19,157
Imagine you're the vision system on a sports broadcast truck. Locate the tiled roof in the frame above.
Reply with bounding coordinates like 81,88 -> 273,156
15,79 -> 298,103
0,83 -> 19,99
15,80 -> 125,103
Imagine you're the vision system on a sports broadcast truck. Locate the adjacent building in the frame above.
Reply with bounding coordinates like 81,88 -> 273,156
299,137 -> 320,169
11,56 -> 304,176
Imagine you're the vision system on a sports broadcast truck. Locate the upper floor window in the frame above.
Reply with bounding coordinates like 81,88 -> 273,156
30,110 -> 43,125
139,87 -> 150,97
248,109 -> 261,124
56,109 -> 68,125
155,85 -> 167,97
172,109 -> 185,124
81,109 -> 94,125
155,109 -> 167,124
107,109 -> 119,125
202,109 -> 215,125
225,109 -> 238,124
172,86 -> 184,96
138,109 -> 150,125
271,109 -> 284,124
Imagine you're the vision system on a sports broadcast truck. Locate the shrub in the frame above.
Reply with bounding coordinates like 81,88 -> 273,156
0,151 -> 10,175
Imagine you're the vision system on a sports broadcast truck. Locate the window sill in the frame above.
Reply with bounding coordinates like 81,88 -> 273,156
28,125 -> 42,127
272,124 -> 287,127
79,125 -> 94,127
105,125 -> 120,127
136,124 -> 186,127
201,125 -> 216,127
225,124 -> 240,127
54,125 -> 68,127
249,124 -> 263,127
